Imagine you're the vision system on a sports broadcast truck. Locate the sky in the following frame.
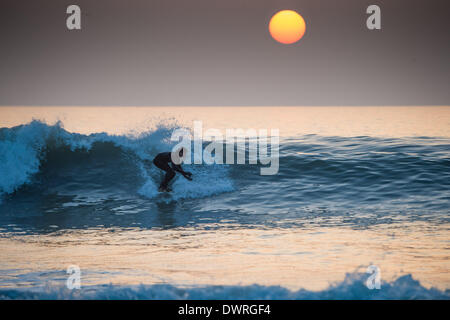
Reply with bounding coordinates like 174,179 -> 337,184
0,0 -> 449,106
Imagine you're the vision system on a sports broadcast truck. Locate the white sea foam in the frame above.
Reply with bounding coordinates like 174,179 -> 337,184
0,273 -> 447,300
138,162 -> 234,202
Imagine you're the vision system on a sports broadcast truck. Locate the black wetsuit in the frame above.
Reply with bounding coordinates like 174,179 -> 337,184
153,152 -> 184,189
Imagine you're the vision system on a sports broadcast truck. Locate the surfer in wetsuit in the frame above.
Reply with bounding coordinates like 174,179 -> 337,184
152,147 -> 192,192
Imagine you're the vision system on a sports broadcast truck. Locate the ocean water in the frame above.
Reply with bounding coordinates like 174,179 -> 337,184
0,106 -> 449,299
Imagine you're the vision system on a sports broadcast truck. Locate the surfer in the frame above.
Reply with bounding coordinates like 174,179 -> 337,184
152,147 -> 192,192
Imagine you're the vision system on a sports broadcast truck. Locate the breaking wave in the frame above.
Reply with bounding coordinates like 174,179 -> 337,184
0,120 -> 234,203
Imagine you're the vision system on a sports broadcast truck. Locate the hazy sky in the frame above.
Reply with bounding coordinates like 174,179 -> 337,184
1,0 -> 449,106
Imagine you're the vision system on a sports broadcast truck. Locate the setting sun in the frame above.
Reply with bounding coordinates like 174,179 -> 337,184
269,10 -> 306,44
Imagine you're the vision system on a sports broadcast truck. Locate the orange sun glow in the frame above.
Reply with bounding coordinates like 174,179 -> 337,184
269,10 -> 306,44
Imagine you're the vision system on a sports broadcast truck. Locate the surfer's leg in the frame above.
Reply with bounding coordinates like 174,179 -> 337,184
161,169 -> 175,189
153,157 -> 174,189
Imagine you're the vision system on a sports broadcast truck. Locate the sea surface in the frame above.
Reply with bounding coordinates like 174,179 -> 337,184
0,106 -> 449,299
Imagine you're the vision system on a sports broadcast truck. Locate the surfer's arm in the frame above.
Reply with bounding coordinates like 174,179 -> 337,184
172,164 -> 192,180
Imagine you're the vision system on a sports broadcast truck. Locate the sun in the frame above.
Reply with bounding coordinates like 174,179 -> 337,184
269,10 -> 306,44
